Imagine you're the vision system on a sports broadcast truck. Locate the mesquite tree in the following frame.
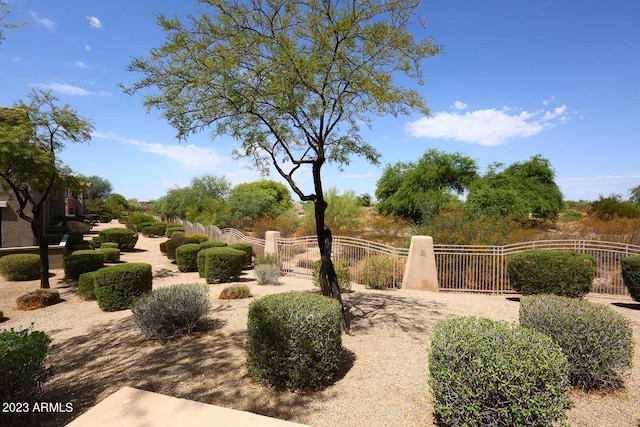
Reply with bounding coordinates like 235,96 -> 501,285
0,90 -> 93,288
122,0 -> 441,329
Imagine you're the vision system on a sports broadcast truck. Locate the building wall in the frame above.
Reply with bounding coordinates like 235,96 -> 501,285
1,197 -> 36,247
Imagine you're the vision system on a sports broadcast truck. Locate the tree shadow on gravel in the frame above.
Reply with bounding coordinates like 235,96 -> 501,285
344,292 -> 450,339
612,302 -> 640,311
13,303 -> 344,427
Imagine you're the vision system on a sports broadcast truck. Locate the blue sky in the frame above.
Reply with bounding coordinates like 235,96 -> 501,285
1,0 -> 639,203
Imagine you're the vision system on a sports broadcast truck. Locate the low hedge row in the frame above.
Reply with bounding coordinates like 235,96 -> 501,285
0,254 -> 40,281
64,251 -> 104,280
98,228 -> 138,251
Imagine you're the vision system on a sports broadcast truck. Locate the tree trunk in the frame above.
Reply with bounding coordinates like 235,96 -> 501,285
31,216 -> 50,289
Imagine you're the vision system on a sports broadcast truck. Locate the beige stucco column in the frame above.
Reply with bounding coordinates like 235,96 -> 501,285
402,235 -> 439,292
264,230 -> 281,256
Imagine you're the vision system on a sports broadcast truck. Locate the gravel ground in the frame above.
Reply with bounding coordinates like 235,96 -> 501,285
1,221 -> 639,427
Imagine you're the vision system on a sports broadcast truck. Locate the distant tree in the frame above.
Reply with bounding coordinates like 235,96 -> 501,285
225,180 -> 293,228
590,194 -> 639,221
152,174 -> 231,220
376,149 -> 478,223
104,193 -> 129,218
122,0 -> 441,323
80,175 -> 113,200
0,90 -> 93,288
0,0 -> 24,44
629,185 -> 640,206
466,155 -> 564,221
356,193 -> 372,207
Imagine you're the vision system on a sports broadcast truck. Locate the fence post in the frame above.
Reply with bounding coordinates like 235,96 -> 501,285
264,231 -> 281,256
402,235 -> 439,292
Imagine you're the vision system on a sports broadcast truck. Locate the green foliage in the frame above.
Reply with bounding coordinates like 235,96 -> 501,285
358,255 -> 404,289
0,254 -> 40,281
77,271 -> 98,300
150,175 -> 231,220
104,193 -> 129,218
228,243 -> 253,266
520,295 -> 634,390
224,180 -> 293,228
166,226 -> 184,237
0,327 -> 54,409
466,155 -> 564,221
203,247 -> 245,283
132,283 -> 211,340
98,247 -> 120,263
142,222 -> 168,236
312,260 -> 352,292
429,316 -> 570,426
254,264 -> 281,285
98,228 -> 139,251
300,188 -> 365,235
127,212 -> 155,228
94,263 -> 153,311
81,174 -> 112,200
507,250 -> 596,297
199,240 -> 228,249
64,251 -> 104,280
185,233 -> 208,243
196,243 -> 229,276
219,284 -> 252,299
165,233 -> 201,260
255,253 -> 280,266
101,242 -> 119,249
589,193 -> 639,221
246,292 -> 343,390
175,243 -> 201,272
376,149 -> 478,223
621,255 -> 640,301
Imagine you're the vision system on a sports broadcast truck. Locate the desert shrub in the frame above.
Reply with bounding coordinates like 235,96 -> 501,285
186,233 -> 209,243
101,242 -> 119,249
166,226 -> 184,237
94,263 -> 153,311
141,223 -> 167,237
246,292 -> 343,390
429,316 -> 570,426
200,240 -> 228,250
98,228 -> 139,251
126,212 -> 155,229
176,243 -> 201,272
621,255 -> 640,301
357,255 -> 404,289
219,284 -> 252,299
64,251 -> 104,280
98,247 -> 120,263
99,213 -> 112,223
520,295 -> 634,390
255,253 -> 280,266
132,283 -> 210,340
255,264 -> 281,285
312,260 -> 352,292
204,247 -> 245,283
77,271 -> 98,300
67,220 -> 91,233
0,254 -> 40,281
16,289 -> 60,310
0,327 -> 54,408
507,250 -> 596,297
229,243 -> 253,266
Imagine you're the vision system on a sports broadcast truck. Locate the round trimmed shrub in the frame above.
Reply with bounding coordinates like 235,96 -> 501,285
520,295 -> 634,390
229,243 -> 253,266
132,283 -> 210,340
98,247 -> 120,263
186,233 -> 208,244
199,241 -> 227,250
507,250 -> 596,297
621,255 -> 640,301
77,271 -> 98,300
312,260 -> 352,292
246,292 -> 343,390
0,254 -> 40,281
176,243 -> 201,272
165,235 -> 200,260
100,242 -> 119,249
94,263 -> 153,312
204,247 -> 245,283
429,316 -> 570,426
166,226 -> 185,237
126,212 -> 154,230
98,228 -> 139,251
64,251 -> 104,280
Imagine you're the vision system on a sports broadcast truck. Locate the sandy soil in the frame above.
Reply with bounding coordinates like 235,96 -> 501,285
0,221 -> 639,427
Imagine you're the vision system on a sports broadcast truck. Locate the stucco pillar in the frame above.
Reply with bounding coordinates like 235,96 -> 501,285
264,230 -> 281,256
402,235 -> 439,292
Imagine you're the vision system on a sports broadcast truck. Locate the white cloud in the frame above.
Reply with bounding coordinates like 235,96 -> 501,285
74,61 -> 88,69
34,82 -> 107,96
543,95 -> 556,106
30,12 -> 55,31
86,16 -> 102,29
452,101 -> 468,111
406,103 -> 570,146
92,131 -> 229,170
84,43 -> 91,51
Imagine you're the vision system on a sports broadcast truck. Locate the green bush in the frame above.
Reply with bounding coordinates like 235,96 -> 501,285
77,271 -> 99,300
98,228 -> 139,251
507,250 -> 596,297
165,234 -> 200,260
520,295 -> 634,390
312,260 -> 352,293
229,243 -> 253,266
429,316 -> 570,426
186,233 -> 209,243
0,254 -> 40,281
204,247 -> 246,283
0,327 -> 54,407
357,255 -> 404,289
166,226 -> 185,237
126,212 -> 155,229
101,242 -> 119,249
621,255 -> 640,301
132,283 -> 210,340
199,240 -> 228,250
255,253 -> 280,266
246,292 -> 343,390
94,263 -> 153,311
64,251 -> 104,280
141,223 -> 167,237
98,247 -> 120,263
99,213 -> 112,223
176,243 -> 202,272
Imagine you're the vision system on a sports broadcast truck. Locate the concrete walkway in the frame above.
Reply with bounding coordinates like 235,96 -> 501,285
66,387 -> 312,427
